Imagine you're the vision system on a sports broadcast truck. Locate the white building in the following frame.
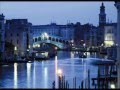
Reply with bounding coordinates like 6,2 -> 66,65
5,19 -> 33,57
0,13 -> 5,60
115,1 -> 120,89
32,23 -> 74,42
104,23 -> 117,47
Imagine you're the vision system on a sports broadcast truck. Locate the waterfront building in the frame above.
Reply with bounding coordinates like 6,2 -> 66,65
81,23 -> 97,47
115,1 -> 120,88
104,23 -> 117,47
74,22 -> 83,45
0,13 -> 5,60
74,22 -> 98,47
32,23 -> 74,45
5,19 -> 33,57
89,25 -> 98,47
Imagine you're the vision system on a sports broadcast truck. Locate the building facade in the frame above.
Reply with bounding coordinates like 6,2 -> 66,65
0,13 -> 5,60
104,23 -> 117,47
5,19 -> 33,57
115,2 -> 120,88
32,23 -> 74,43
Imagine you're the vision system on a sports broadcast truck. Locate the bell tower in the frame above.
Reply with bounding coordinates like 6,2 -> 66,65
99,2 -> 106,26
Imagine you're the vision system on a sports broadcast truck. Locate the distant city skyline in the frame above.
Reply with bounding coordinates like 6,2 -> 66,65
0,1 -> 117,26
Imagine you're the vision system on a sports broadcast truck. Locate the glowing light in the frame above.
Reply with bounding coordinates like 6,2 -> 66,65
44,32 -> 49,39
14,46 -> 17,50
14,63 -> 18,88
55,47 -> 57,50
83,43 -> 86,47
57,69 -> 62,77
101,43 -> 104,46
42,32 -> 49,39
110,84 -> 115,89
33,44 -> 35,48
71,39 -> 74,43
29,45 -> 30,49
37,44 -> 40,47
104,41 -> 114,47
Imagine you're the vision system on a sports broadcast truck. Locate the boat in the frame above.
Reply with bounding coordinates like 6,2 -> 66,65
34,51 -> 49,60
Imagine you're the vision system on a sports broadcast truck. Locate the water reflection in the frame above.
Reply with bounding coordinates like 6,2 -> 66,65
33,62 -> 36,88
44,67 -> 48,88
27,63 -> 31,88
83,59 -> 87,88
14,63 -> 18,88
55,55 -> 58,88
70,52 -> 74,58
0,51 -> 105,88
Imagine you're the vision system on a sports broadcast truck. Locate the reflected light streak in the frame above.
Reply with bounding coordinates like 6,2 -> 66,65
71,55 -> 75,78
33,62 -> 36,88
44,67 -> 48,88
27,63 -> 31,88
55,55 -> 58,88
70,52 -> 74,58
86,52 -> 89,58
14,63 -> 18,88
83,61 -> 87,88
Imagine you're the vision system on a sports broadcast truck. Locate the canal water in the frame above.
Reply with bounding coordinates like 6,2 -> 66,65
0,51 -> 105,89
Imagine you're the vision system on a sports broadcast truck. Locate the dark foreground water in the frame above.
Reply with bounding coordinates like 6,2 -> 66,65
0,51 -> 106,89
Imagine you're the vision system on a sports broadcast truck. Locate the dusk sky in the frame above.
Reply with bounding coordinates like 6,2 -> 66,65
0,1 -> 117,26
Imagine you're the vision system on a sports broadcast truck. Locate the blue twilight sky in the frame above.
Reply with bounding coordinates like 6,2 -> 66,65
0,1 -> 117,26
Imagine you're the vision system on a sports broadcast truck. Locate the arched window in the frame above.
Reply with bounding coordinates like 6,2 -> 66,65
35,38 -> 37,42
49,37 -> 51,40
56,38 -> 58,42
38,37 -> 41,41
52,38 -> 55,41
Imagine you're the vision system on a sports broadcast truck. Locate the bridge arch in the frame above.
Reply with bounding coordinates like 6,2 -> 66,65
38,37 -> 41,41
35,38 -> 37,42
33,33 -> 69,49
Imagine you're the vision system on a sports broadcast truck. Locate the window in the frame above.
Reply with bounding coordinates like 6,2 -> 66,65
38,37 -> 41,41
35,38 -> 37,42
